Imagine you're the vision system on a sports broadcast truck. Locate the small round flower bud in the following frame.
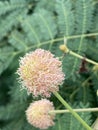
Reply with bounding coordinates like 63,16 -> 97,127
59,44 -> 69,53
26,99 -> 55,129
17,49 -> 65,97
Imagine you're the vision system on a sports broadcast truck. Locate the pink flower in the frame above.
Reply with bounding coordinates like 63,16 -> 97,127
26,99 -> 55,129
17,49 -> 65,97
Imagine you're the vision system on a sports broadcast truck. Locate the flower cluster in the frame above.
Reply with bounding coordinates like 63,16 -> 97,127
17,49 -> 64,97
17,48 -> 65,129
26,99 -> 55,129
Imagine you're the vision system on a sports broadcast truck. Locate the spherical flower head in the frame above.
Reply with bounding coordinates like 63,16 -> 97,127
17,49 -> 65,97
26,99 -> 55,129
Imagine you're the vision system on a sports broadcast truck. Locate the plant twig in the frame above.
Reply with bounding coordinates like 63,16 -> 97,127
59,44 -> 98,66
53,92 -> 92,130
69,50 -> 98,65
49,108 -> 98,114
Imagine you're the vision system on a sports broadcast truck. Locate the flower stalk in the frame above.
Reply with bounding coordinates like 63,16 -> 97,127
59,44 -> 98,66
49,108 -> 98,114
53,91 -> 92,130
69,50 -> 98,65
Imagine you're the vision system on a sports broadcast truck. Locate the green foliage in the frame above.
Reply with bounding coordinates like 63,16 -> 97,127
34,0 -> 55,12
0,0 -> 28,16
20,9 -> 57,46
55,0 -> 74,36
91,72 -> 98,103
0,46 -> 14,74
9,80 -> 28,103
9,30 -> 30,51
0,0 -> 98,130
75,0 -> 94,34
0,6 -> 28,41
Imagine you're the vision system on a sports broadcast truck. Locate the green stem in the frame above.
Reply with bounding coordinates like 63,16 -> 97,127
53,92 -> 92,130
70,88 -> 80,103
69,50 -> 98,65
49,108 -> 98,114
67,32 -> 98,39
